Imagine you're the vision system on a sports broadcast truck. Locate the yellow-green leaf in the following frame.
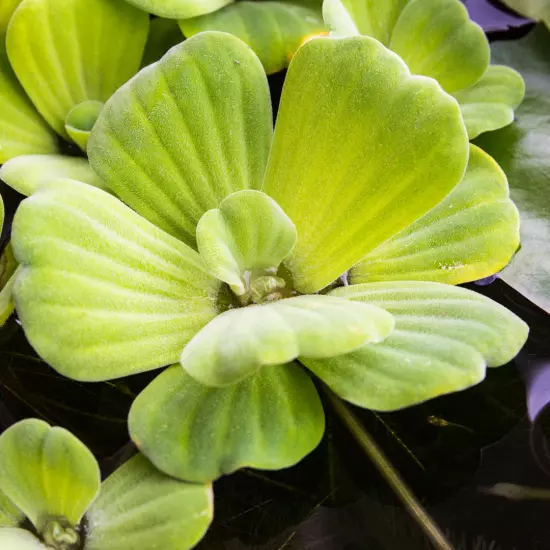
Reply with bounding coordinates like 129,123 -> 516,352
125,0 -> 233,19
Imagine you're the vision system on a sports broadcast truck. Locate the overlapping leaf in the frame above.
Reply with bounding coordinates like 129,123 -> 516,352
124,0 -> 233,19
0,491 -> 24,528
502,0 -> 550,26
130,363 -> 325,482
141,18 -> 183,67
85,454 -> 213,550
263,35 -> 468,293
0,155 -> 107,196
351,145 -> 520,285
179,1 -> 326,75
0,529 -> 45,550
64,100 -> 104,152
6,0 -> 149,138
11,179 -> 220,381
88,32 -> 273,247
180,294 -> 394,386
0,419 -> 100,531
303,282 -> 529,411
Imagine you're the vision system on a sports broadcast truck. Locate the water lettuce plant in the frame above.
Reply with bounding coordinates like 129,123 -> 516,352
323,0 -> 526,139
0,419 -> 212,550
8,31 -> 528,484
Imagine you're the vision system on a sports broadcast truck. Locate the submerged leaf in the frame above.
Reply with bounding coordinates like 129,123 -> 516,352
6,0 -> 149,138
179,1 -> 326,75
88,32 -> 273,247
197,190 -> 297,296
351,145 -> 520,285
0,155 -> 107,196
263,35 -> 468,293
180,294 -> 394,387
85,454 -> 213,550
125,0 -> 233,19
0,419 -> 100,531
303,282 -> 529,411
12,179 -> 220,382
130,363 -> 325,482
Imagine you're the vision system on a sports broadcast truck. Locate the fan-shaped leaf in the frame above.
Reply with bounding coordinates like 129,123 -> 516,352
0,529 -> 46,550
180,294 -> 394,387
11,179 -> 220,382
0,155 -> 107,196
197,190 -> 297,296
85,454 -> 213,550
389,0 -> 489,93
350,145 -> 520,285
125,0 -> 233,19
88,32 -> 273,248
302,282 -> 529,411
64,101 -> 103,152
130,363 -> 325,482
6,0 -> 149,139
0,419 -> 100,531
179,2 -> 326,75
454,65 -> 526,139
262,36 -> 469,293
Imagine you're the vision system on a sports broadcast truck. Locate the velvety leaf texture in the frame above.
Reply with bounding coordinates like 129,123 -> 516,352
0,529 -> 46,550
179,1 -> 327,75
263,35 -> 469,293
11,179 -> 220,382
130,363 -> 325,482
88,31 -> 273,248
302,282 -> 529,411
0,419 -> 100,531
85,454 -> 213,550
351,145 -> 520,286
6,0 -> 149,138
0,490 -> 24,528
125,0 -> 233,19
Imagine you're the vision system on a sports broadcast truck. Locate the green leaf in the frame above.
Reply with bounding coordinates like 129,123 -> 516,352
130,363 -> 325,482
141,18 -> 184,68
11,179 -> 220,381
389,0 -> 489,93
0,155 -> 107,196
322,0 -> 409,44
0,490 -> 24,528
64,100 -> 103,152
0,0 -> 22,34
197,190 -> 297,296
453,65 -> 526,139
0,266 -> 21,327
262,36 -> 469,293
85,454 -> 213,550
475,25 -> 550,313
179,1 -> 327,75
6,0 -> 149,138
501,0 -> 550,26
124,0 -> 233,19
88,31 -> 273,248
0,243 -> 19,327
350,144 -> 520,286
180,294 -> 394,387
0,529 -> 46,550
302,282 -> 528,411
0,419 -> 100,531
0,51 -> 58,163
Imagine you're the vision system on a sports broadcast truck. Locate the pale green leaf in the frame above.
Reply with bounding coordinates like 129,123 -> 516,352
180,294 -> 394,387
130,363 -> 325,482
322,0 -> 409,43
11,179 -> 220,381
0,0 -> 22,34
0,242 -> 19,327
0,490 -> 24,528
475,25 -> 550,312
197,190 -> 297,296
262,36 -> 469,293
64,100 -> 103,152
141,18 -> 184,67
125,0 -> 233,19
0,529 -> 46,550
0,51 -> 57,163
85,454 -> 213,550
350,145 -> 520,285
6,0 -> 149,138
389,0 -> 489,93
302,282 -> 529,411
0,419 -> 100,531
179,2 -> 326,75
453,65 -> 526,139
0,155 -> 107,196
502,0 -> 550,27
0,266 -> 21,327
88,32 -> 273,248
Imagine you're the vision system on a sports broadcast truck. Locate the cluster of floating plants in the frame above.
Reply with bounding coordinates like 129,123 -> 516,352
0,0 -> 548,548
